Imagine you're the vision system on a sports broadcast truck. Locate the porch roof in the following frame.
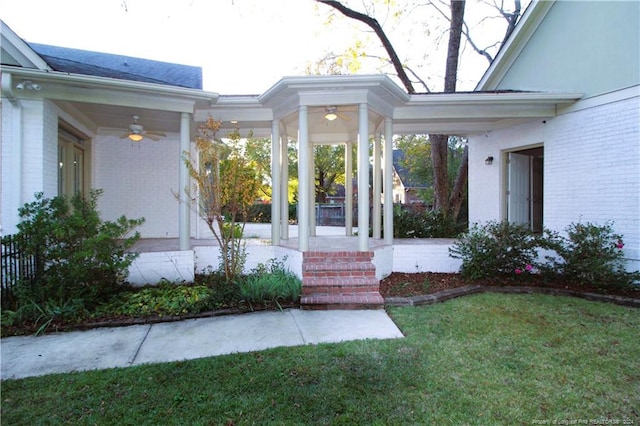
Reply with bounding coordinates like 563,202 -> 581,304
200,75 -> 582,140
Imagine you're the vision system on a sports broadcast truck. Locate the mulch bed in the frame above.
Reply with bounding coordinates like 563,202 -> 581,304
3,273 -> 638,337
379,272 -> 640,300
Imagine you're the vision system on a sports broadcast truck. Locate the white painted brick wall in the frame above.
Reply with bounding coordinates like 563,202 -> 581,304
127,251 -> 195,286
93,132 -> 182,238
468,90 -> 639,270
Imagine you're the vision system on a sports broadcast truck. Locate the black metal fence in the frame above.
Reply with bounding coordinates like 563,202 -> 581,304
1,234 -> 39,309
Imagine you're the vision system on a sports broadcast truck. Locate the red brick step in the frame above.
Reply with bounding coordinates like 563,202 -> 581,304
300,251 -> 384,310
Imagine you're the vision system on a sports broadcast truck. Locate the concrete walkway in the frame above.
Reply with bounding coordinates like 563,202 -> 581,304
1,309 -> 404,380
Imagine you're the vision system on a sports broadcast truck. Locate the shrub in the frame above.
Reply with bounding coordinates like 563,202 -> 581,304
96,282 -> 213,318
16,190 -> 144,309
237,258 -> 301,309
392,205 -> 465,238
538,221 -> 640,289
449,220 -> 539,281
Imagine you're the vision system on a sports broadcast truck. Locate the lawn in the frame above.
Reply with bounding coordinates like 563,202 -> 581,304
2,293 -> 639,425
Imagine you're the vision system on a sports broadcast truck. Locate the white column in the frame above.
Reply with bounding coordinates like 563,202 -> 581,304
178,112 -> 191,251
345,143 -> 353,236
372,132 -> 382,239
271,120 -> 281,245
309,143 -> 316,236
297,106 -> 310,251
383,117 -> 394,244
280,134 -> 289,240
357,103 -> 369,251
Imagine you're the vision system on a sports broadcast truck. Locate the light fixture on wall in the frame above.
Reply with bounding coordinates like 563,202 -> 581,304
16,80 -> 41,91
485,156 -> 494,165
324,106 -> 338,121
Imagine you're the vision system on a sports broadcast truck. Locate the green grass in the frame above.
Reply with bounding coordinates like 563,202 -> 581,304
2,294 -> 639,425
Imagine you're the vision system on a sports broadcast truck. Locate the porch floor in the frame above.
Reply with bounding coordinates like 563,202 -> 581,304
131,224 -> 392,253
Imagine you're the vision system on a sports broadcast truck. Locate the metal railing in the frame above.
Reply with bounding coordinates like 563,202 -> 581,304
1,234 -> 39,309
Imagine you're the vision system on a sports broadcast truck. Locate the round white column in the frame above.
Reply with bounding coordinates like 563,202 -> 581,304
271,120 -> 281,245
357,103 -> 369,251
384,117 -> 394,244
178,112 -> 191,251
297,106 -> 310,251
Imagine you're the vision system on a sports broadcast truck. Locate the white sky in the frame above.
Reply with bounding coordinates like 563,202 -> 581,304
1,0 -> 525,94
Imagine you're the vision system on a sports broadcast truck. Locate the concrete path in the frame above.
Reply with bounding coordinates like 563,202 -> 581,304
1,309 -> 404,380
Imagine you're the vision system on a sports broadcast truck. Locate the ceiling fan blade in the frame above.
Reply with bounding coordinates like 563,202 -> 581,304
337,112 -> 351,121
145,133 -> 161,141
119,133 -> 131,139
145,130 -> 167,137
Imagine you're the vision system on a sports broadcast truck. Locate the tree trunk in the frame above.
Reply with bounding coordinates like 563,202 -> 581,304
431,0 -> 465,218
430,134 -> 450,212
448,145 -> 468,220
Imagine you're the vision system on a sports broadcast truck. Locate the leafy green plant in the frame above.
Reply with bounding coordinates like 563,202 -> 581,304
237,257 -> 301,309
96,282 -> 213,318
15,190 -> 144,311
392,205 -> 465,238
449,220 -> 539,281
538,221 -> 640,289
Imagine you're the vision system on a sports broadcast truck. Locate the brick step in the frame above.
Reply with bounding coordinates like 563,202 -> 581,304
302,276 -> 379,288
301,251 -> 382,310
300,292 -> 385,310
302,262 -> 376,272
303,271 -> 376,280
302,251 -> 374,263
301,286 -> 379,296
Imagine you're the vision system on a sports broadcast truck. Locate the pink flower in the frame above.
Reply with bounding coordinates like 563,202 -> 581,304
525,264 -> 533,271
515,268 -> 522,274
615,240 -> 624,249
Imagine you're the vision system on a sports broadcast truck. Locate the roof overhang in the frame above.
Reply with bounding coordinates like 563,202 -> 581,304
394,91 -> 583,135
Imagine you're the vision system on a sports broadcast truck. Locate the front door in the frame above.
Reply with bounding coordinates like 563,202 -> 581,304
506,148 -> 544,232
507,152 -> 531,227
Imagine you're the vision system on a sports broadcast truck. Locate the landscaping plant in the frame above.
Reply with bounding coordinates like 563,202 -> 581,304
449,220 -> 539,280
11,190 -> 143,331
237,257 -> 302,309
538,221 -> 640,289
180,117 -> 262,282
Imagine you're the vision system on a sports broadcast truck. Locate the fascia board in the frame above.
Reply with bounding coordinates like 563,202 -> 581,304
3,66 -> 218,104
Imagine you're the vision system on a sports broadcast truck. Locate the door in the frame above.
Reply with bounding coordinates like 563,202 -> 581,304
507,152 -> 530,227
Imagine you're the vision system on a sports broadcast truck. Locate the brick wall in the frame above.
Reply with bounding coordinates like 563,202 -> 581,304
468,88 -> 639,270
93,133 -> 182,238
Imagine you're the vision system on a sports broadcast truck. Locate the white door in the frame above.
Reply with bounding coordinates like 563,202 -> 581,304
508,152 -> 530,227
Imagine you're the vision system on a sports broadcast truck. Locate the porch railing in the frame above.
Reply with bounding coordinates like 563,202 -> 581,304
1,234 -> 39,309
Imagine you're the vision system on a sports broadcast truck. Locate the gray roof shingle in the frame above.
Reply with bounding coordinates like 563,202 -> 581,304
29,43 -> 202,89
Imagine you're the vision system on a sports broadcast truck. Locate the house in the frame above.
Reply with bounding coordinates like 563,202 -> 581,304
467,0 -> 639,271
391,149 -> 430,205
1,0 -> 637,308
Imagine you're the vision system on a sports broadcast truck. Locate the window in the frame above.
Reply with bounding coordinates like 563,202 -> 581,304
58,123 -> 88,197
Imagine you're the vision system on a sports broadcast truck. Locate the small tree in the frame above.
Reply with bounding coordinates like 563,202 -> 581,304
181,117 -> 262,282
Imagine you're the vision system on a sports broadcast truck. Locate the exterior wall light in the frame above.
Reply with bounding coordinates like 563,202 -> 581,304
485,156 -> 494,165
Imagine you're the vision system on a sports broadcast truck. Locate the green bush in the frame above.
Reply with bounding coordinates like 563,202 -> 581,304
538,221 -> 640,289
237,258 -> 301,309
449,220 -> 539,281
16,190 -> 144,309
392,205 -> 465,238
96,282 -> 213,317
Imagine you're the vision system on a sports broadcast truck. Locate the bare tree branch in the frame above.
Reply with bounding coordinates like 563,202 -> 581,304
315,0 -> 416,93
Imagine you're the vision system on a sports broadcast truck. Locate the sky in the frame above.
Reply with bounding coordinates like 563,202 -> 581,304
1,0 -> 524,94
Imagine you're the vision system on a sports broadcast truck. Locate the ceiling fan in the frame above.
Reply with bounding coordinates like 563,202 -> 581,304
320,106 -> 352,122
119,115 -> 167,142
